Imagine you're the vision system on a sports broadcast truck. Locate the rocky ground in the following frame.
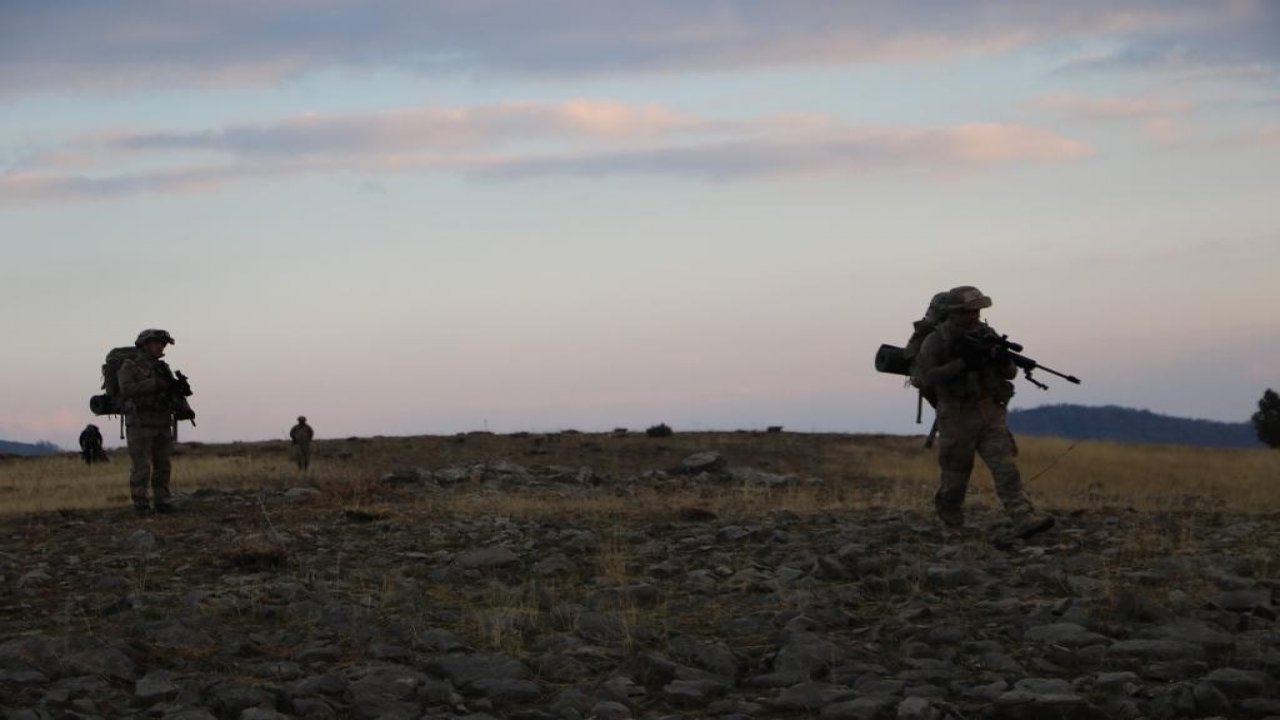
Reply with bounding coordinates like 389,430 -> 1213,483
1,452 -> 1277,720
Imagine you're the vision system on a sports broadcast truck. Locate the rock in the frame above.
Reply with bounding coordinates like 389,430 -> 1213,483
1192,680 -> 1232,716
346,665 -> 429,719
17,569 -> 52,588
283,487 -> 320,501
136,670 -> 181,702
531,553 -> 576,576
69,646 -> 135,681
773,632 -> 842,677
433,467 -> 473,485
123,529 -> 157,552
924,564 -> 988,588
428,654 -> 527,686
820,695 -> 897,720
716,525 -> 752,542
1212,588 -> 1273,612
453,546 -> 520,570
382,467 -> 429,484
469,677 -> 542,704
535,654 -> 591,683
896,696 -> 940,720
681,452 -> 725,473
662,678 -> 728,707
240,709 -> 292,720
1113,590 -> 1168,622
1107,638 -> 1203,662
1024,623 -> 1109,647
668,635 -> 739,678
0,635 -> 67,678
767,682 -> 855,711
1204,667 -> 1269,700
589,700 -> 632,719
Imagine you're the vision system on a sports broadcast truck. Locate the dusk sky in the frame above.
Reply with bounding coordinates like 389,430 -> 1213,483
2,1 -> 1277,446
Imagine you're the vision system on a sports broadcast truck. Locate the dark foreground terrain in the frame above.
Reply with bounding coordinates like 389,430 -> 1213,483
1,438 -> 1278,720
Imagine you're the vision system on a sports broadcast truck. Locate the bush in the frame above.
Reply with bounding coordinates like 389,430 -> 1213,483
645,423 -> 673,438
1251,388 -> 1280,448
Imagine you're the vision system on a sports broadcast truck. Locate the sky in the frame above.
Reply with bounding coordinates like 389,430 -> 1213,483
2,1 -> 1278,447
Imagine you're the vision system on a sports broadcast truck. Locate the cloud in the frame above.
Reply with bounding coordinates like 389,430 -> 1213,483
1039,93 -> 1194,119
1,1 -> 1274,96
0,101 -> 1091,202
481,124 -> 1091,180
1056,0 -> 1279,79
1248,126 -> 1280,146
1039,92 -> 1195,143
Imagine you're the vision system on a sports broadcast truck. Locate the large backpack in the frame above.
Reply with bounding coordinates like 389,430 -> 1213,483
874,291 -> 950,445
89,346 -> 140,416
874,290 -> 949,381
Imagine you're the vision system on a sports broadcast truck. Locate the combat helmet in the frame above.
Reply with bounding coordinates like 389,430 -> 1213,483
924,291 -> 952,324
135,328 -> 175,347
945,286 -> 992,312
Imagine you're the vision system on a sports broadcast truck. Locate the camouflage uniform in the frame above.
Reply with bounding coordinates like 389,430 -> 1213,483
78,424 -> 107,464
912,288 -> 1051,537
118,329 -> 183,512
289,417 -> 314,471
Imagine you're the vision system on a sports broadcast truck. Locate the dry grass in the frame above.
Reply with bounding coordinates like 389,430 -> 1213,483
1,432 -> 1277,517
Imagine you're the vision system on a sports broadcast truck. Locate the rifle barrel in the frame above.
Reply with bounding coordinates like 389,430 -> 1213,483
1009,353 -> 1082,384
1035,363 -> 1081,384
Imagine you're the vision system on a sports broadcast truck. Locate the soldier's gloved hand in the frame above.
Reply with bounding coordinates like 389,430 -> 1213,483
959,344 -> 988,370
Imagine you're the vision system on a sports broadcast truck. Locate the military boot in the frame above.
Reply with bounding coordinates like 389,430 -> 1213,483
1012,512 -> 1055,539
935,505 -> 965,529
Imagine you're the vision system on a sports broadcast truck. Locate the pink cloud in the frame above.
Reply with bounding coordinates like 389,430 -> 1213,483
943,123 -> 1093,162
1253,126 -> 1280,145
1,100 -> 1093,203
1039,93 -> 1194,119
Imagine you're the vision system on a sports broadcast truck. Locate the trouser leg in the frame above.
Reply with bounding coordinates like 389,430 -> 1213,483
975,406 -> 1033,519
127,427 -> 153,507
935,408 -> 979,525
149,428 -> 173,506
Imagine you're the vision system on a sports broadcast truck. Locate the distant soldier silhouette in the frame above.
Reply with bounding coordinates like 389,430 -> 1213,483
289,416 -> 314,471
119,329 -> 195,514
78,424 -> 109,464
911,286 -> 1054,539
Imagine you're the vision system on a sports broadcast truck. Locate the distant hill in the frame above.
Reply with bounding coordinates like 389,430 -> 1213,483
0,439 -> 62,456
1009,404 -> 1262,449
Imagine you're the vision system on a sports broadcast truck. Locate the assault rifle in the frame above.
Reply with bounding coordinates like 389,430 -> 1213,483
158,363 -> 197,433
959,328 -> 1081,390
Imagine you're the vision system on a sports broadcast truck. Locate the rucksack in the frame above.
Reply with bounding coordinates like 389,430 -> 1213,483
89,346 -> 140,416
874,291 -> 950,445
874,290 -> 949,382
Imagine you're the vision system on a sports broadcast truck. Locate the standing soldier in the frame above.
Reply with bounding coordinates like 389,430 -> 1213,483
118,329 -> 194,514
78,424 -> 108,464
290,416 -> 314,471
912,286 -> 1054,539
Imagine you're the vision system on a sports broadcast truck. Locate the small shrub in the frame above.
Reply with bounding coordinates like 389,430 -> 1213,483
645,423 -> 673,438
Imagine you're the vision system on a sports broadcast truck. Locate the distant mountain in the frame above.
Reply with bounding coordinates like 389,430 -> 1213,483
1009,404 -> 1262,449
0,439 -> 63,456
